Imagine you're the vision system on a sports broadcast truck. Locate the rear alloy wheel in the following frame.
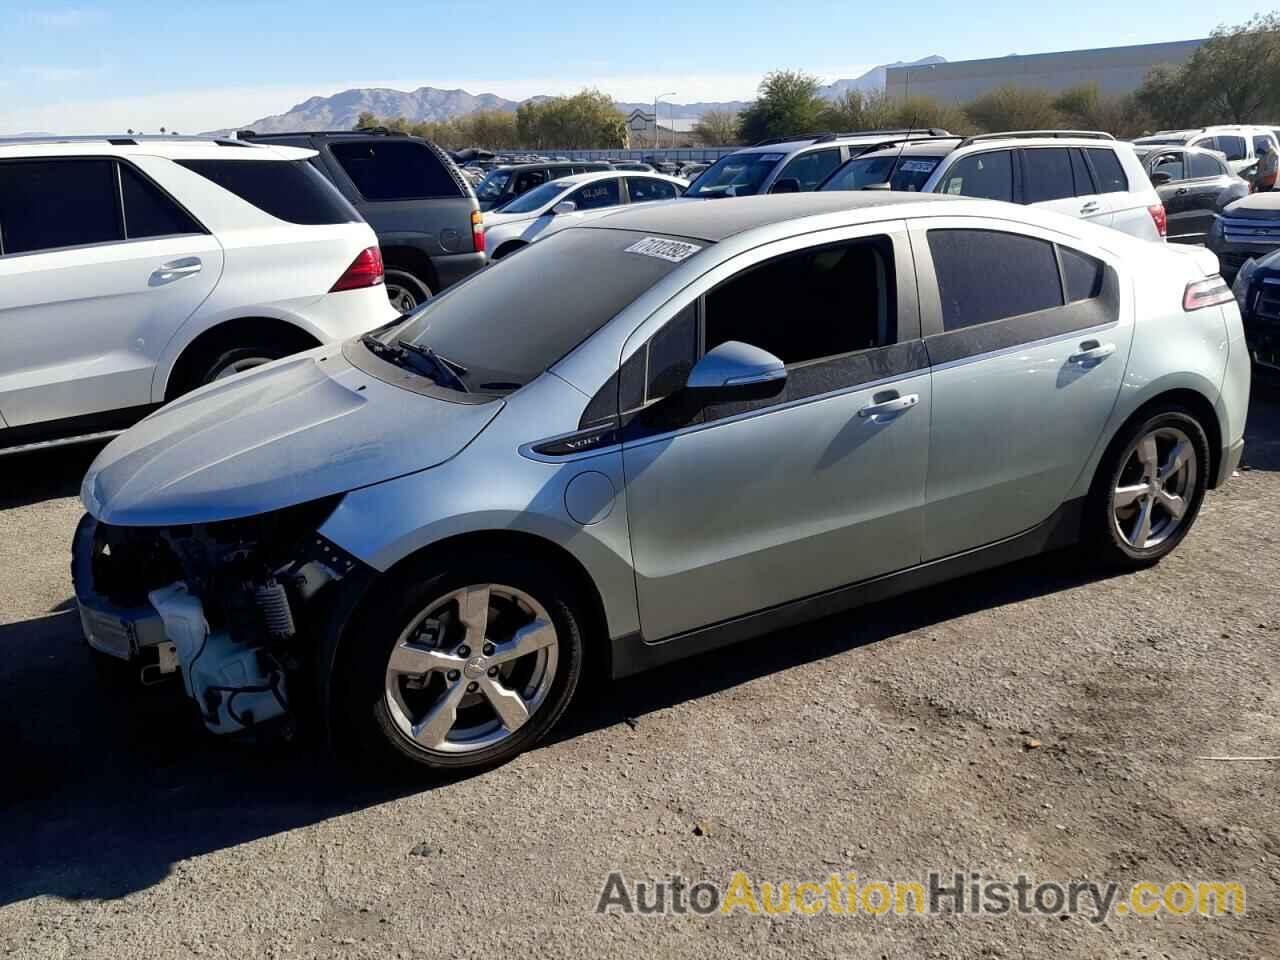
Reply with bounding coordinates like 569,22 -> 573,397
385,269 -> 432,313
338,553 -> 585,774
1095,408 -> 1209,566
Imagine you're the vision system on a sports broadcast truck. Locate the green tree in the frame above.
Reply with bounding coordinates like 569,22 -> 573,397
516,90 -> 626,148
1052,83 -> 1151,139
962,84 -> 1061,132
693,109 -> 740,145
737,70 -> 827,143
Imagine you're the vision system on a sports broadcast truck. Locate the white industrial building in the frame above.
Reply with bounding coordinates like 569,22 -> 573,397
885,39 -> 1205,103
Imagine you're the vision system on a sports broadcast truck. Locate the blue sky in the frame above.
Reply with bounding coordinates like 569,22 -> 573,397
1,2 -> 1267,134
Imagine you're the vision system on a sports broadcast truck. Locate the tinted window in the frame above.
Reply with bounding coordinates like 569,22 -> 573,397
705,237 -> 896,364
476,170 -> 512,202
1060,246 -> 1104,302
685,152 -> 781,198
1148,151 -> 1185,181
391,229 -> 688,393
120,163 -> 203,238
1189,152 -> 1225,179
329,140 -> 461,201
1254,135 -> 1274,155
628,177 -> 678,203
176,159 -> 358,225
776,149 -> 842,191
0,159 -> 122,255
643,303 -> 698,404
1069,148 -> 1096,194
1022,148 -> 1074,202
512,169 -> 549,194
1086,148 -> 1129,193
928,229 -> 1063,331
1217,135 -> 1247,162
937,150 -> 1014,202
568,178 -> 620,210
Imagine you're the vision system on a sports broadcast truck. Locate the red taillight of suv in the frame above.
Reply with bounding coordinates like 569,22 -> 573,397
471,210 -> 485,254
1149,204 -> 1168,238
330,247 -> 385,292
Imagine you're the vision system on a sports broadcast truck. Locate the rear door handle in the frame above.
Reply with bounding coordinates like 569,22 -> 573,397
149,257 -> 202,286
1079,201 -> 1101,214
1175,187 -> 1189,195
858,392 -> 919,419
1068,340 -> 1117,365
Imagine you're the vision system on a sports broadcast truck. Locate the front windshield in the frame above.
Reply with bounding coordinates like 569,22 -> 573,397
685,152 -> 783,198
475,170 -> 512,202
496,179 -> 572,214
820,154 -> 943,192
369,229 -> 698,395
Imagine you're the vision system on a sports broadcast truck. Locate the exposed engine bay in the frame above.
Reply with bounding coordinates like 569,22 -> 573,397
73,496 -> 362,737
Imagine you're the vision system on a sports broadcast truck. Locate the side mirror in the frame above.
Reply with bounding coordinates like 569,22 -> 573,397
551,200 -> 577,215
685,341 -> 786,402
770,177 -> 801,194
1150,171 -> 1173,186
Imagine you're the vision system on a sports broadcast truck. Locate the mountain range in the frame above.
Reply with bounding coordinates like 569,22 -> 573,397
217,56 -> 946,135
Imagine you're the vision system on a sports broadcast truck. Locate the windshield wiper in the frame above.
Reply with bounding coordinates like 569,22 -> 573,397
360,333 -> 457,389
397,339 -> 469,393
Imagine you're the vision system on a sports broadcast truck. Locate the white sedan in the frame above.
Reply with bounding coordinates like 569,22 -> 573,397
483,171 -> 686,260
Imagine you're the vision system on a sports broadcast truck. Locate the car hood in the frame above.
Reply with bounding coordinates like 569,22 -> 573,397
82,348 -> 502,526
1223,192 -> 1280,219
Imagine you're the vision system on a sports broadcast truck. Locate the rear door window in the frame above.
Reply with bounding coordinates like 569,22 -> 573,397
1021,148 -> 1074,202
1189,152 -> 1225,179
329,140 -> 462,200
927,229 -> 1063,331
936,150 -> 1014,202
627,177 -> 678,203
119,163 -> 205,238
176,159 -> 359,224
1085,148 -> 1129,193
0,158 -> 123,255
1217,135 -> 1247,161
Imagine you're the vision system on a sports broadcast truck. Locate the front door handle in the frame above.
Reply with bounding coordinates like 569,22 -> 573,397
1175,187 -> 1189,195
1068,340 -> 1117,365
858,392 -> 919,419
1079,201 -> 1101,214
149,257 -> 202,286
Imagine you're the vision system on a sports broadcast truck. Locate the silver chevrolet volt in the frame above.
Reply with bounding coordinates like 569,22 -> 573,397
74,193 -> 1251,774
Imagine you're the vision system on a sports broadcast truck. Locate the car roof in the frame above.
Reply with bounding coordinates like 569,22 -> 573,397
579,191 -> 960,242
0,135 -> 314,161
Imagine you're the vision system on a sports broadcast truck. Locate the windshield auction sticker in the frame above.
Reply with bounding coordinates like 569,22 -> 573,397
625,237 -> 702,263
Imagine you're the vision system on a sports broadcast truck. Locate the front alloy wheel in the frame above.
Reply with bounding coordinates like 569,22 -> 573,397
384,585 -> 559,754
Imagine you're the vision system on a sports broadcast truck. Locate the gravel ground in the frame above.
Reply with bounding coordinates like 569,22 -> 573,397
1,389 -> 1277,959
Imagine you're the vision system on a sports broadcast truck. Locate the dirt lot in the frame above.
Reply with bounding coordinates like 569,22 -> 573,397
1,390 -> 1277,959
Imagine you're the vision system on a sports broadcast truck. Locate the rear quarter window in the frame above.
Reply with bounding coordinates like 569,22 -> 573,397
329,140 -> 463,201
1085,149 -> 1129,193
176,159 -> 359,225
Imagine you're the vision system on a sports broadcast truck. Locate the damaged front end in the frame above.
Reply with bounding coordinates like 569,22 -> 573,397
72,496 -> 368,737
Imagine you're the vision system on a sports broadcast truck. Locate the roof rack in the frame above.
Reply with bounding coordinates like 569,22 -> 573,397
956,130 -> 1117,148
236,128 -> 409,139
0,134 -> 252,148
859,134 -> 964,153
751,127 -> 952,147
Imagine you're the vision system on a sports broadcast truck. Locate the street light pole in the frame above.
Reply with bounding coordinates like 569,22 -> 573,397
655,91 -> 676,151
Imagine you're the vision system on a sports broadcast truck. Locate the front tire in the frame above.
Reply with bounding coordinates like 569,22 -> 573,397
334,550 -> 585,775
1090,406 -> 1209,567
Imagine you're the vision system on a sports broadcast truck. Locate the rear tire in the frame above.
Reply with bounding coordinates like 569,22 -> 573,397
384,269 -> 432,313
332,548 -> 585,777
1089,405 -> 1210,567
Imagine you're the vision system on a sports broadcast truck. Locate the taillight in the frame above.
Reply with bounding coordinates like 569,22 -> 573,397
1183,276 -> 1234,311
1149,203 -> 1167,238
330,247 -> 384,292
471,210 -> 485,254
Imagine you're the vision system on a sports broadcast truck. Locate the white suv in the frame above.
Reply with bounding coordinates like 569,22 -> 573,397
820,131 -> 1166,241
0,136 -> 397,454
1135,125 -> 1280,175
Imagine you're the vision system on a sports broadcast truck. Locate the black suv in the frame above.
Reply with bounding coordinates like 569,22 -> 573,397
244,129 -> 484,311
474,161 -> 612,211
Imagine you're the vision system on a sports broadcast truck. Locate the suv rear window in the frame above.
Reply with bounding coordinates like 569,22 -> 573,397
175,158 -> 359,224
329,140 -> 463,201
